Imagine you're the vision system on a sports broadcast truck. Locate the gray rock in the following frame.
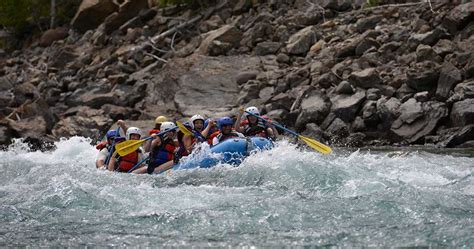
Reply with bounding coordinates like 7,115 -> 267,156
286,26 -> 317,56
396,84 -> 416,101
438,125 -> 474,148
295,90 -> 331,129
410,27 -> 449,46
464,56 -> 474,79
335,81 -> 353,94
267,93 -> 295,112
348,68 -> 382,89
0,91 -> 13,108
326,118 -> 349,144
255,42 -> 281,56
78,92 -> 116,108
355,37 -> 380,56
50,46 -> 78,69
416,44 -> 441,63
0,76 -> 13,91
435,62 -> 462,101
0,125 -> 12,145
356,15 -> 383,33
391,101 -> 448,143
276,53 -> 290,64
39,28 -> 69,47
330,90 -> 366,122
302,123 -> 327,143
433,39 -> 454,58
406,62 -> 440,92
442,2 -> 474,34
197,25 -> 243,56
453,80 -> 474,99
450,99 -> 474,127
237,80 -> 261,104
414,91 -> 429,102
376,97 -> 401,129
361,100 -> 378,127
101,104 -> 139,120
233,0 -> 251,14
366,88 -> 381,101
314,73 -> 337,89
235,71 -> 258,85
71,0 -> 119,33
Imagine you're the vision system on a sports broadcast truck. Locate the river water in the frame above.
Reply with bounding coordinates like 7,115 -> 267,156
0,137 -> 473,247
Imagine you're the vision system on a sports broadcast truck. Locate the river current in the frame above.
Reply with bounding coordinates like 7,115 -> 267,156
0,137 -> 473,247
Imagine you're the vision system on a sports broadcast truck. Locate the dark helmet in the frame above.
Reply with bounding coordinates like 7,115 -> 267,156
218,117 -> 233,130
106,130 -> 118,139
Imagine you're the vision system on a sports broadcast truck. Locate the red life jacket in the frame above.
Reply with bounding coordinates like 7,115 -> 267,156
208,131 -> 221,145
151,139 -> 176,167
149,129 -> 160,135
96,141 -> 108,150
118,150 -> 140,172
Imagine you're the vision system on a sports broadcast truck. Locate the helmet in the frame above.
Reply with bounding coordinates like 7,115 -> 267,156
245,106 -> 260,116
218,117 -> 233,130
126,127 -> 141,140
155,116 -> 167,124
161,122 -> 177,132
106,130 -> 118,139
190,114 -> 205,129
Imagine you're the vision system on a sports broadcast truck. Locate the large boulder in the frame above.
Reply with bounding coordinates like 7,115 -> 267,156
174,55 -> 260,117
450,99 -> 474,127
348,68 -> 382,89
453,80 -> 474,100
376,97 -> 401,130
406,62 -> 440,92
52,107 -> 112,138
437,125 -> 474,148
286,26 -> 318,56
103,0 -> 149,34
71,0 -> 119,33
39,28 -> 69,47
435,62 -> 462,100
330,90 -> 366,122
197,25 -> 243,56
295,89 -> 331,130
391,100 -> 448,143
443,2 -> 474,34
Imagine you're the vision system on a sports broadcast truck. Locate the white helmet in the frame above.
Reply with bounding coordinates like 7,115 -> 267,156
189,114 -> 205,129
126,127 -> 141,140
245,106 -> 260,116
160,122 -> 177,132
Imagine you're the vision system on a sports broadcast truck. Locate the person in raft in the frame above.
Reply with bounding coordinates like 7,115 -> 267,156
117,115 -> 168,152
144,121 -> 179,174
211,116 -> 245,146
188,114 -> 213,142
95,130 -> 119,169
234,106 -> 278,140
107,127 -> 145,172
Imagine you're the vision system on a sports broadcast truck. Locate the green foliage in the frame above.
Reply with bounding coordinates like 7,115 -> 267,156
0,0 -> 81,33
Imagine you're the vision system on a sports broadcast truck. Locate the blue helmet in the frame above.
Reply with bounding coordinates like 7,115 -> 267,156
218,117 -> 233,130
106,130 -> 118,139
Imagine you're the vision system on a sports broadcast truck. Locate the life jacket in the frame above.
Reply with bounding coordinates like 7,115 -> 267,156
241,118 -> 269,138
208,131 -> 220,145
151,138 -> 176,167
215,131 -> 242,144
149,129 -> 160,135
191,128 -> 206,142
96,141 -> 109,151
117,149 -> 140,173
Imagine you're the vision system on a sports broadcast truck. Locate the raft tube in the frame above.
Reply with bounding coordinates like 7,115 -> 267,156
174,137 -> 273,170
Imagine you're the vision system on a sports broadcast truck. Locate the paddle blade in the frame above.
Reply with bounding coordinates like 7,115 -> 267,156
299,135 -> 332,154
176,121 -> 193,137
115,139 -> 145,157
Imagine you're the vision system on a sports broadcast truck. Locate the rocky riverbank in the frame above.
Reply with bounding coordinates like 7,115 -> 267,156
0,0 -> 473,149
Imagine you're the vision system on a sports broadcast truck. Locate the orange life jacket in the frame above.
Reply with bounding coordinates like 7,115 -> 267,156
117,150 -> 140,172
96,141 -> 108,150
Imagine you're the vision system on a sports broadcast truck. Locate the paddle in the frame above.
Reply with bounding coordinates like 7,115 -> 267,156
176,121 -> 206,142
115,127 -> 178,157
245,111 -> 332,154
105,126 -> 120,166
127,155 -> 149,173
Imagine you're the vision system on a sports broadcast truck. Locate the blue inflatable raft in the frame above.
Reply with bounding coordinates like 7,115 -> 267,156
174,137 -> 273,170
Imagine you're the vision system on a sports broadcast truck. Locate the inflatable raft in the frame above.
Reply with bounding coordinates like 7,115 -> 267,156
174,137 -> 273,170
